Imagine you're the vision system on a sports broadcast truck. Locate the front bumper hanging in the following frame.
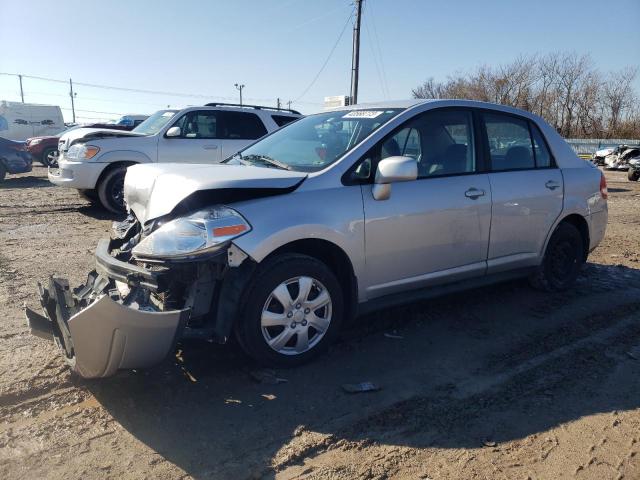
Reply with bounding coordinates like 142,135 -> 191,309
26,270 -> 188,379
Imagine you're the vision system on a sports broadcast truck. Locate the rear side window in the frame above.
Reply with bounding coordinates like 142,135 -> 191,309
530,124 -> 552,168
219,112 -> 268,140
271,115 -> 297,127
483,113 -> 534,171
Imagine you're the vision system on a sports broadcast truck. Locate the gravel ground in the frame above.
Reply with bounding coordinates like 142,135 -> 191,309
0,166 -> 639,480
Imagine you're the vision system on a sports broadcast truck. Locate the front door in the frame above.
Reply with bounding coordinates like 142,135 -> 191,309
480,112 -> 564,273
361,108 -> 492,299
157,110 -> 221,163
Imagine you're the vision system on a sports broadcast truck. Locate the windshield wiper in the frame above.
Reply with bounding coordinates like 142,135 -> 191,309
241,154 -> 291,170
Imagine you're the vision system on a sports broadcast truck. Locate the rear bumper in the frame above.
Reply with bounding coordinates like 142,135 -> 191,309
26,271 -> 188,379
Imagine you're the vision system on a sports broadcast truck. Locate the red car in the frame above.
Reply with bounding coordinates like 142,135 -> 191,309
26,117 -> 147,167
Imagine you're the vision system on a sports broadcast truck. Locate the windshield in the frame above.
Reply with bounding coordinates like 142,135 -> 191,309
132,110 -> 178,135
226,108 -> 404,172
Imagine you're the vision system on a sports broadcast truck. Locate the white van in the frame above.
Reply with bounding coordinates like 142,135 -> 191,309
0,101 -> 65,141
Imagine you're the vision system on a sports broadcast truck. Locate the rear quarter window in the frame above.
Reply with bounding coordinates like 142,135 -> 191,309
271,115 -> 298,127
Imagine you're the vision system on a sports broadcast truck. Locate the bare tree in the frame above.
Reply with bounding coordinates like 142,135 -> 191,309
411,52 -> 640,138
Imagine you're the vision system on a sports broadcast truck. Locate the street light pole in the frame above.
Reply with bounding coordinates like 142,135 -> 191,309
234,83 -> 245,106
18,75 -> 24,103
69,78 -> 77,123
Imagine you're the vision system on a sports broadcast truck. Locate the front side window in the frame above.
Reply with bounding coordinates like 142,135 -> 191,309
219,112 -> 267,140
226,108 -> 403,172
357,109 -> 475,181
483,113 -> 534,171
173,111 -> 217,139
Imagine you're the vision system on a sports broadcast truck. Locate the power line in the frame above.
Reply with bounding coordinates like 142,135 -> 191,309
295,8 -> 355,102
367,0 -> 390,98
363,0 -> 387,99
0,71 -> 324,109
0,72 -> 271,103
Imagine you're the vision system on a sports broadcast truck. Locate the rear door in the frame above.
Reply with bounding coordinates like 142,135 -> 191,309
217,111 -> 268,160
360,108 -> 492,298
157,110 -> 221,163
481,111 -> 563,273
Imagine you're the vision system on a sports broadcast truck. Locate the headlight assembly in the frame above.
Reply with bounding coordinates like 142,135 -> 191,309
132,206 -> 251,260
66,144 -> 100,160
30,138 -> 42,146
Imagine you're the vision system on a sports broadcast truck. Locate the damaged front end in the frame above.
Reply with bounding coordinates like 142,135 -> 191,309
26,213 -> 255,379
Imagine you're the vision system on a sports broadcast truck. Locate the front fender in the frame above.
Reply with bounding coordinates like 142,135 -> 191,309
95,150 -> 152,164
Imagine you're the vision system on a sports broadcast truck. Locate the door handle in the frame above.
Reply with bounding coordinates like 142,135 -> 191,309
465,188 -> 485,199
203,145 -> 218,150
545,180 -> 560,190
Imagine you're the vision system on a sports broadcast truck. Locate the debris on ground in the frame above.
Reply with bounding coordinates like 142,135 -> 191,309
249,368 -> 288,385
384,331 -> 404,339
341,382 -> 381,393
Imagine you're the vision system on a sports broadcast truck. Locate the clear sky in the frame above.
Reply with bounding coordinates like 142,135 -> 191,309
1,0 -> 638,122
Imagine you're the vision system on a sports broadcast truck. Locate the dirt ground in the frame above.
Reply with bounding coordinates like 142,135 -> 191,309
1,166 -> 639,480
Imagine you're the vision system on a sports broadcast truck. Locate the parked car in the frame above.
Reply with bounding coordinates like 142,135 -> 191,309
604,144 -> 640,170
592,146 -> 616,165
27,118 -> 149,168
0,137 -> 33,182
628,157 -> 640,181
49,104 -> 301,213
0,101 -> 65,141
26,99 -> 608,379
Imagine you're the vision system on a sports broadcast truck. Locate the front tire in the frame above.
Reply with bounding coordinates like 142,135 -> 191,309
628,169 -> 639,181
41,147 -> 59,167
0,163 -> 6,183
97,165 -> 128,213
529,222 -> 584,292
235,254 -> 344,367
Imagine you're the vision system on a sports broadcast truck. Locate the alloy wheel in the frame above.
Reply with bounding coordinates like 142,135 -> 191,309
261,276 -> 332,355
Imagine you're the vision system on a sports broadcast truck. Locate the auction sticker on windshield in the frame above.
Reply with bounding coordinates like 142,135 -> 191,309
342,110 -> 384,119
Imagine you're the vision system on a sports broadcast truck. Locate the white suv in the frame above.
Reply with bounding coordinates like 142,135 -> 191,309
49,104 -> 301,212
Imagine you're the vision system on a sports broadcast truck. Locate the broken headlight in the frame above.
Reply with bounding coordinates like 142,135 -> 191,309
132,206 -> 251,261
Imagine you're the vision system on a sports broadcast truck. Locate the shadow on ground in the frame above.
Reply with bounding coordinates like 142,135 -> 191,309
0,175 -> 51,189
89,263 -> 640,478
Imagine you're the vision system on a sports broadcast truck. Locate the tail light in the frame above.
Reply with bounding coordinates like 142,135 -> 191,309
599,173 -> 608,200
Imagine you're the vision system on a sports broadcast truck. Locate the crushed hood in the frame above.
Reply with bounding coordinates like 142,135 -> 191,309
60,128 -> 146,150
124,163 -> 307,224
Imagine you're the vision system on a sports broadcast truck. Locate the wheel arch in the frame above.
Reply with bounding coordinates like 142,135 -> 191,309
95,160 -> 138,188
265,238 -> 358,323
545,213 -> 590,262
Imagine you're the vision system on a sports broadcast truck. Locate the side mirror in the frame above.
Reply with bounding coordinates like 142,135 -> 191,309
372,156 -> 417,200
165,126 -> 181,137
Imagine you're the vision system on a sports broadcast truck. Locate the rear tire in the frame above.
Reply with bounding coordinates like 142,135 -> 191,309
97,165 -> 129,213
0,163 -> 6,183
628,169 -> 639,181
529,222 -> 584,292
235,253 -> 344,367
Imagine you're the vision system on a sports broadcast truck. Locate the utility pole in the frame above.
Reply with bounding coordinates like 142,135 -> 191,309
234,83 -> 245,106
18,75 -> 24,103
287,100 -> 292,110
277,97 -> 281,110
69,78 -> 76,123
349,0 -> 363,105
